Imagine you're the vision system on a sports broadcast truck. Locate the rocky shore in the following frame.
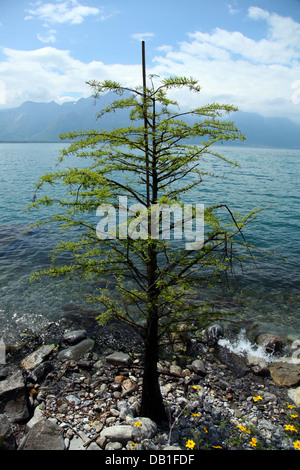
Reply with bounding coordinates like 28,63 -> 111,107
1,309 -> 300,452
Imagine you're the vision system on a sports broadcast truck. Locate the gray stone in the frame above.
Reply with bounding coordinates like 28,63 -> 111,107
0,414 -> 17,450
206,324 -> 224,343
105,351 -> 133,367
0,370 -> 29,423
117,400 -> 135,420
63,329 -> 88,345
288,386 -> 300,407
100,425 -> 133,444
28,361 -> 53,382
170,364 -> 182,376
191,359 -> 206,376
68,434 -> 86,450
86,441 -> 101,450
132,417 -> 158,441
20,344 -> 56,370
18,419 -> 65,450
163,445 -> 184,450
105,441 -> 123,450
64,394 -> 81,406
26,405 -> 45,428
57,338 -> 95,362
216,345 -> 250,377
262,392 -> 277,403
96,436 -> 106,449
247,355 -> 269,376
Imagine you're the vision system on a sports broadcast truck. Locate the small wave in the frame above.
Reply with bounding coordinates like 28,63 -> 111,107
218,329 -> 273,362
218,329 -> 300,365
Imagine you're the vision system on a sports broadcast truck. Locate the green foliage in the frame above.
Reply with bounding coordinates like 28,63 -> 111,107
28,73 -> 259,421
28,75 -> 258,333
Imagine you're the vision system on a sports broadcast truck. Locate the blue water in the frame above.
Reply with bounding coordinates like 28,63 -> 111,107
0,142 -> 299,343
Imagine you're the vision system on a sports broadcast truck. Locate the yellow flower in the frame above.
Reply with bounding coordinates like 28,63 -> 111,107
253,396 -> 263,402
237,424 -> 251,434
213,446 -> 222,449
285,424 -> 298,432
291,414 -> 299,419
287,404 -> 296,409
185,439 -> 196,450
192,385 -> 201,390
134,421 -> 142,427
293,440 -> 300,450
90,421 -> 93,426
192,413 -> 201,418
250,437 -> 257,448
130,442 -> 137,447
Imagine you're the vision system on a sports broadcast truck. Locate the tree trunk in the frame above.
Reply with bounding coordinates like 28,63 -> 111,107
140,60 -> 166,422
140,308 -> 167,423
140,242 -> 167,424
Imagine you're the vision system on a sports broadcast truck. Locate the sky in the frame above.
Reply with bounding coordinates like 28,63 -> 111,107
0,0 -> 300,123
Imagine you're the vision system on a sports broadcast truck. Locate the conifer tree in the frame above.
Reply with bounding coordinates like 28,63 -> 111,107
30,43 -> 257,423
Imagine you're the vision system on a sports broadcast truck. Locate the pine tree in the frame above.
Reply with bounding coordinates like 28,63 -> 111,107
30,43 -> 257,423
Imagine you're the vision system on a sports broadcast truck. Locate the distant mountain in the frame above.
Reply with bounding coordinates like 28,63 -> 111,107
230,111 -> 300,149
0,95 -> 124,142
0,96 -> 299,149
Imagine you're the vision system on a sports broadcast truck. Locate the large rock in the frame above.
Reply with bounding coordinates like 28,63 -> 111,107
0,414 -> 17,450
0,370 -> 29,423
100,425 -> 133,445
191,359 -> 206,376
105,351 -> 133,367
269,361 -> 300,387
206,324 -> 224,343
26,405 -> 45,429
18,419 -> 65,450
57,338 -> 95,362
20,344 -> 56,370
256,334 -> 284,355
215,344 -> 250,377
63,329 -> 88,345
68,434 -> 100,451
100,417 -> 157,446
28,361 -> 53,383
131,417 -> 158,441
247,355 -> 269,376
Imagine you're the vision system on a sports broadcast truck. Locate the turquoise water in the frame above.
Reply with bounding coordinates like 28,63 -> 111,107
0,142 -> 299,342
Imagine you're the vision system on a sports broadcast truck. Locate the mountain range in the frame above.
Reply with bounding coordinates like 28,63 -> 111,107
0,95 -> 299,149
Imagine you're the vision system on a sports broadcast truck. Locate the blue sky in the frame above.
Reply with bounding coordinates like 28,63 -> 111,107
1,0 -> 300,123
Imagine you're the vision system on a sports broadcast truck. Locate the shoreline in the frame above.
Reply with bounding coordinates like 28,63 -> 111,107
1,315 -> 300,451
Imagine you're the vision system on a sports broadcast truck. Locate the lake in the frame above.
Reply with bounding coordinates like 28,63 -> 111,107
0,142 -> 299,344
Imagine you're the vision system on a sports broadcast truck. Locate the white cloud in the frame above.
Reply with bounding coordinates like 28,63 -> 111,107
227,3 -> 240,15
37,29 -> 57,43
0,46 -> 142,107
248,6 -> 300,52
151,7 -> 300,123
1,7 -> 299,124
131,32 -> 155,42
26,1 -> 117,44
247,6 -> 270,21
25,0 -> 100,25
